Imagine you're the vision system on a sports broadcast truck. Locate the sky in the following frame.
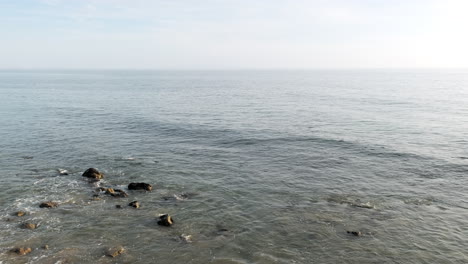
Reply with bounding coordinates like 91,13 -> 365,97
0,0 -> 467,69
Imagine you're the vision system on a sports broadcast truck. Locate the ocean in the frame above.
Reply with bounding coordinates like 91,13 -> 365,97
0,69 -> 467,263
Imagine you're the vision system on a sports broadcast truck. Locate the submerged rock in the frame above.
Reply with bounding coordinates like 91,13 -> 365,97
100,187 -> 128,197
82,168 -> 104,180
106,246 -> 125,257
15,211 -> 27,217
39,201 -> 59,208
21,223 -> 37,229
128,182 -> 152,191
179,234 -> 192,243
111,189 -> 128,197
11,247 -> 32,255
128,201 -> 140,208
157,214 -> 174,226
347,231 -> 362,236
116,205 -> 122,209
58,169 -> 69,175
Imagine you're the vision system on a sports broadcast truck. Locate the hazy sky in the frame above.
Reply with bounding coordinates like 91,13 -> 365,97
1,0 -> 467,69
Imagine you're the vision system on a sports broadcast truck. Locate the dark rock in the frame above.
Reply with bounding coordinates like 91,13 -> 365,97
82,168 -> 104,180
128,201 -> 140,208
21,156 -> 34,160
347,231 -> 362,236
11,247 -> 32,255
106,246 -> 125,257
157,214 -> 174,226
115,205 -> 122,209
15,211 -> 26,217
40,201 -> 59,208
128,182 -> 152,191
21,223 -> 37,229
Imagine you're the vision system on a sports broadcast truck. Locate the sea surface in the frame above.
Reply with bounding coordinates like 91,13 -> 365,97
0,69 -> 468,264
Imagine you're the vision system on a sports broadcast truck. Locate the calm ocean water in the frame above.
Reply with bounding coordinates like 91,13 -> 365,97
1,70 -> 468,263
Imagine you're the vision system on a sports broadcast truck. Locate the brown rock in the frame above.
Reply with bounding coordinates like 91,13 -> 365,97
43,245 -> 49,250
128,182 -> 152,191
11,247 -> 32,255
21,223 -> 37,229
82,168 -> 104,180
111,189 -> 128,198
106,246 -> 125,257
40,201 -> 59,208
15,211 -> 26,217
128,201 -> 140,208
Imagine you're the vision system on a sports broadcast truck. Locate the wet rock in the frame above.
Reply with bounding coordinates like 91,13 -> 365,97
347,231 -> 362,236
111,189 -> 128,198
128,201 -> 140,208
116,205 -> 122,209
43,245 -> 49,250
157,214 -> 174,226
21,223 -> 37,229
128,182 -> 152,191
100,188 -> 128,197
82,168 -> 104,180
58,169 -> 69,175
15,211 -> 27,217
106,246 -> 125,257
11,247 -> 32,255
40,201 -> 59,208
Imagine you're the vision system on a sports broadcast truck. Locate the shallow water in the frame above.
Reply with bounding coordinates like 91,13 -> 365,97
1,69 -> 468,263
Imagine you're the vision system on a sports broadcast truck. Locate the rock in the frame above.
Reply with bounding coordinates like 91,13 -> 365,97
115,205 -> 122,209
128,201 -> 140,208
58,169 -> 69,175
11,247 -> 32,255
347,231 -> 362,236
82,168 -> 104,180
100,188 -> 128,197
179,234 -> 192,243
40,201 -> 59,208
43,245 -> 49,250
21,223 -> 37,229
15,211 -> 26,217
157,214 -> 174,226
128,182 -> 152,191
111,189 -> 128,198
96,187 -> 107,192
106,246 -> 125,257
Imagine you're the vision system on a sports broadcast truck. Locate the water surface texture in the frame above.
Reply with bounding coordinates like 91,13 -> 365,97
1,70 -> 468,263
